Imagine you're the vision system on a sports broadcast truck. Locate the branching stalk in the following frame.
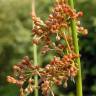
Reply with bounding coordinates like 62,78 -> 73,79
68,0 -> 83,96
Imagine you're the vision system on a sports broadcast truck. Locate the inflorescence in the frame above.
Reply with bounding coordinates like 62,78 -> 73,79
7,0 -> 88,96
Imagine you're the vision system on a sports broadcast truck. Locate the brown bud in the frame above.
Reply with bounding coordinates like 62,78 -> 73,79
13,65 -> 20,71
28,86 -> 33,93
7,76 -> 17,84
28,78 -> 33,84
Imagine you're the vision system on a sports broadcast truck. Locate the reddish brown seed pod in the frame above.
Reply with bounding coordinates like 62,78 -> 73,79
28,78 -> 33,84
7,76 -> 17,84
13,65 -> 21,71
54,79 -> 62,85
77,11 -> 83,17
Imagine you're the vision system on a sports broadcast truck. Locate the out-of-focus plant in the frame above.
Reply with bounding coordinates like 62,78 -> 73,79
0,0 -> 31,96
77,0 -> 96,95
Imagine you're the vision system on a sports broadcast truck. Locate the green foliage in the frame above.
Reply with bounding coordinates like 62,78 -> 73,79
0,0 -> 32,95
77,0 -> 96,95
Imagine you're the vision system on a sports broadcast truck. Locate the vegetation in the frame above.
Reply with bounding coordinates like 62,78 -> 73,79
0,0 -> 96,96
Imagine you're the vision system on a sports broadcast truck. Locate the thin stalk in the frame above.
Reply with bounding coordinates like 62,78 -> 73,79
68,0 -> 83,96
33,44 -> 38,96
32,0 -> 38,96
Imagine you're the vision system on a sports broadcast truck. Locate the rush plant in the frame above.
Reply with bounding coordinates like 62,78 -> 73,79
7,0 -> 88,96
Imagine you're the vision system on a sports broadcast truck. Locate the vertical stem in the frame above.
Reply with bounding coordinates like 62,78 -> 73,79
68,0 -> 83,96
32,0 -> 38,96
33,44 -> 38,96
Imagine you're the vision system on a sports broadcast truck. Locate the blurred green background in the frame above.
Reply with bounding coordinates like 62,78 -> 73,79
0,0 -> 96,96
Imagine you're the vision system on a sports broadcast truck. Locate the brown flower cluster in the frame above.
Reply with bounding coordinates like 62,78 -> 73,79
7,0 -> 88,96
32,0 -> 87,45
7,56 -> 37,95
7,53 -> 79,95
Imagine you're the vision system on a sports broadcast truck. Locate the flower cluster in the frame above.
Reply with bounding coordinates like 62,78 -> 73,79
7,53 -> 79,95
7,0 -> 88,96
32,0 -> 87,45
7,56 -> 37,95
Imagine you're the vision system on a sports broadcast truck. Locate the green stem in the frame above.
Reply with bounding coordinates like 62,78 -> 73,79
32,0 -> 38,95
68,0 -> 83,96
33,44 -> 38,96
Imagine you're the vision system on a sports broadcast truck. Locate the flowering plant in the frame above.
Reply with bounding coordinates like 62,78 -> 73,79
7,0 -> 87,96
